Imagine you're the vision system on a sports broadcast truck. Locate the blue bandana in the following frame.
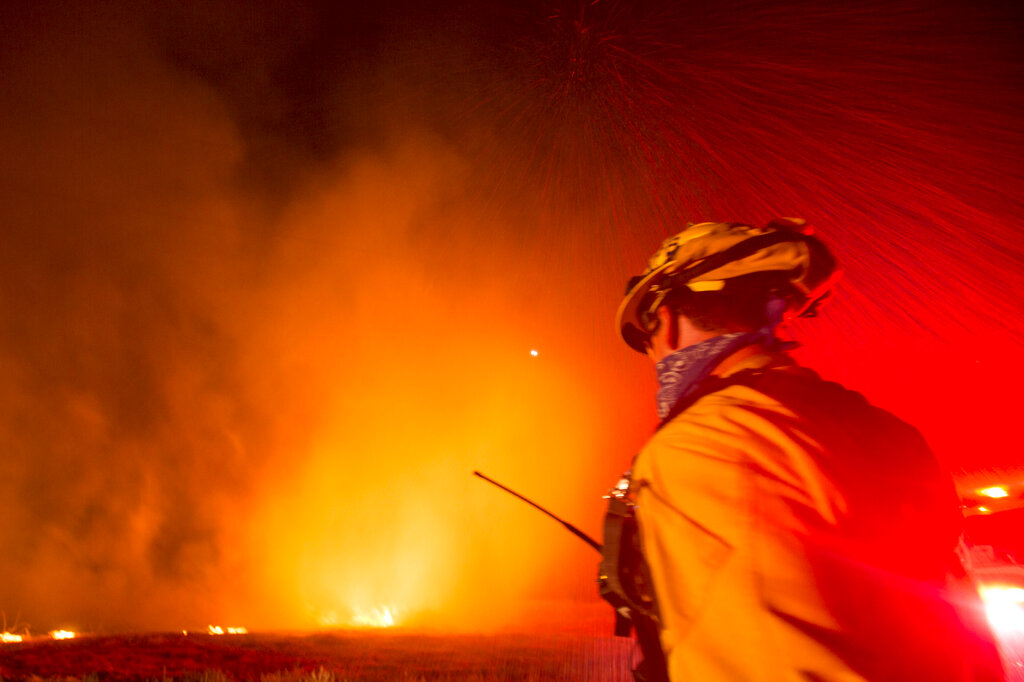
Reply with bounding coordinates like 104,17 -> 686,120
654,298 -> 797,419
655,332 -> 758,419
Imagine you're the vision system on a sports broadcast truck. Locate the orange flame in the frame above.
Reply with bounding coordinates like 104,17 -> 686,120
350,605 -> 398,628
207,625 -> 247,635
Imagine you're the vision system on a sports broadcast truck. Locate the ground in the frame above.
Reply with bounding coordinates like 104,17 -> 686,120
0,627 -> 636,681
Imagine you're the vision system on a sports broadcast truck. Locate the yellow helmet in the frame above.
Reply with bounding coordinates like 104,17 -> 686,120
617,218 -> 842,352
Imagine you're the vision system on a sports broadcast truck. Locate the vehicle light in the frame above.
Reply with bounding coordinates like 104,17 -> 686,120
979,486 -> 1009,499
980,586 -> 1024,634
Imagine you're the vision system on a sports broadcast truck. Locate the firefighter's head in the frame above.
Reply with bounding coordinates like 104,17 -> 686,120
617,218 -> 842,355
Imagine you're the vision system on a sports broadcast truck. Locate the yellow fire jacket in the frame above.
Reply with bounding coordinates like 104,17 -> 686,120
632,348 -> 1003,682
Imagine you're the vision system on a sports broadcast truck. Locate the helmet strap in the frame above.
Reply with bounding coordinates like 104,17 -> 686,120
639,287 -> 671,336
758,296 -> 799,352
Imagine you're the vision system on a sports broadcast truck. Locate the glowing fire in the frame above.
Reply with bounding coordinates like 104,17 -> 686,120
980,586 -> 1024,634
49,630 -> 76,640
207,625 -> 248,635
1,632 -> 24,643
315,603 -> 403,629
350,605 -> 399,628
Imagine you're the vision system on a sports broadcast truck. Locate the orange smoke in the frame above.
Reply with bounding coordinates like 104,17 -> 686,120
0,2 -> 638,633
236,147 -> 617,629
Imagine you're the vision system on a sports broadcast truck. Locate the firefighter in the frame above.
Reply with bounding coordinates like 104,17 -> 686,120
613,219 -> 1003,681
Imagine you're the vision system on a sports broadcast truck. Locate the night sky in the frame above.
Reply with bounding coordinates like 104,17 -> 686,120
1,0 -> 1022,633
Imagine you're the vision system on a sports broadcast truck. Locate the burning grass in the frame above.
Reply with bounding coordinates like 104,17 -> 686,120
0,627 -> 636,681
0,672 -> 564,682
1,672 -> 603,682
0,672 -> 592,682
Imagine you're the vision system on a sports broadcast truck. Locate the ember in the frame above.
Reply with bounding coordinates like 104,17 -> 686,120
1,632 -> 24,643
49,629 -> 76,640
